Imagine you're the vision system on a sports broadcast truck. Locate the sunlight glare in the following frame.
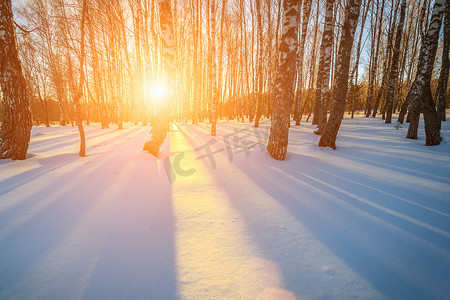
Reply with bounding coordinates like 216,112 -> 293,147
144,80 -> 170,103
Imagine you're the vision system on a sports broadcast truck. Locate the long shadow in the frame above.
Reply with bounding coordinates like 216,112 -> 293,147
322,148 -> 450,213
337,126 -> 450,155
313,161 -> 450,216
0,146 -> 124,216
80,155 -> 176,299
33,125 -> 144,153
0,157 -> 114,298
294,167 -> 450,250
0,159 -> 15,166
0,126 -> 149,216
224,152 -> 450,299
0,148 -> 127,231
0,153 -> 79,197
29,125 -> 113,148
333,148 -> 450,185
29,131 -> 81,147
171,123 -> 450,298
0,141 -> 176,299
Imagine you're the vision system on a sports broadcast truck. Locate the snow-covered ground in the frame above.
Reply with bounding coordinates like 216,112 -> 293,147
1,113 -> 450,299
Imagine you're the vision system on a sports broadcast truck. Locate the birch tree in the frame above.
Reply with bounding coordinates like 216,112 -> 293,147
314,0 -> 334,135
293,0 -> 311,126
397,0 -> 430,124
406,0 -> 445,145
253,0 -> 264,127
0,0 -> 32,160
73,0 -> 87,157
318,0 -> 362,149
385,0 -> 406,123
436,0 -> 450,126
373,0 -> 400,119
267,0 -> 300,160
210,0 -> 218,136
143,0 -> 175,156
349,0 -> 370,119
365,0 -> 385,117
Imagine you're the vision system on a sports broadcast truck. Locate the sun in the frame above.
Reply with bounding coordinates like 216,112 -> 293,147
143,80 -> 170,103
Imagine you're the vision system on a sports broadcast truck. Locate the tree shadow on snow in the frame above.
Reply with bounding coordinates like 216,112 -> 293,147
225,151 -> 450,300
0,150 -> 177,299
0,153 -> 79,198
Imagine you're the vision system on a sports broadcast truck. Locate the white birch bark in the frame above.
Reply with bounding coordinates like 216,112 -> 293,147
267,0 -> 300,160
314,0 -> 334,135
406,0 -> 445,145
318,0 -> 363,149
385,0 -> 407,124
0,0 -> 32,160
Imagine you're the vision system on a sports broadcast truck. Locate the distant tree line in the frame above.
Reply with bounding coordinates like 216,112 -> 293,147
1,0 -> 449,159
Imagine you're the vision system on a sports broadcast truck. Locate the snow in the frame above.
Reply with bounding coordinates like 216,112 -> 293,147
1,113 -> 450,299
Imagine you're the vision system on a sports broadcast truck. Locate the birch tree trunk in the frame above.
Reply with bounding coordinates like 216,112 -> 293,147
254,0 -> 264,127
436,0 -> 450,126
303,5 -> 320,122
318,0 -> 362,149
397,0 -> 429,124
217,0 -> 227,125
267,0 -> 300,160
293,0 -> 311,126
143,0 -> 175,156
349,0 -> 369,119
74,0 -> 87,157
193,0 -> 200,125
385,0 -> 406,123
210,0 -> 218,136
314,0 -> 334,135
373,0 -> 399,119
0,0 -> 32,160
406,0 -> 445,145
365,0 -> 384,117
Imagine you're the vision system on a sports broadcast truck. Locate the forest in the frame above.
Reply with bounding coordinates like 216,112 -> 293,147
1,0 -> 449,160
1,0 -> 450,299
